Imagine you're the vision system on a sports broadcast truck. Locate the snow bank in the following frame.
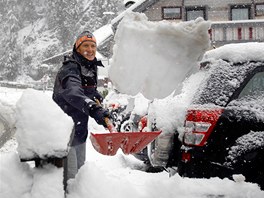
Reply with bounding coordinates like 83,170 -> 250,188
0,153 -> 32,198
66,161 -> 264,198
0,152 -> 64,198
15,89 -> 73,159
109,12 -> 211,99
0,88 -> 23,128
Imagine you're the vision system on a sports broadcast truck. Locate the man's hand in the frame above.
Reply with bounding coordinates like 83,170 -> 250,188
88,101 -> 111,127
94,91 -> 104,104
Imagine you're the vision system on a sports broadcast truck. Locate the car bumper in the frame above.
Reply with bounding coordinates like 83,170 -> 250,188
178,146 -> 233,179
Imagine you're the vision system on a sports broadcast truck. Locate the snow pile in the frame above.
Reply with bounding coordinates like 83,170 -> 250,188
148,70 -> 208,135
132,93 -> 149,116
66,158 -> 264,198
109,12 -> 211,99
0,152 -> 64,198
104,90 -> 130,108
204,42 -> 264,63
15,89 -> 73,159
0,96 -> 21,130
1,127 -> 264,198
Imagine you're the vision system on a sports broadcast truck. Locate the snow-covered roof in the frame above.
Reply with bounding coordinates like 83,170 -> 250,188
111,0 -> 156,29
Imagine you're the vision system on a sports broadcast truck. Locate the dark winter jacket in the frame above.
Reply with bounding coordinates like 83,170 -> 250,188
53,47 -> 105,145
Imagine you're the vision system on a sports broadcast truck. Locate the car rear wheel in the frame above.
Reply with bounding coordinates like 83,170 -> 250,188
231,148 -> 264,190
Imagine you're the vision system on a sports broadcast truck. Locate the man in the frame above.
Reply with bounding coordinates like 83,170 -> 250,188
53,31 -> 110,183
41,73 -> 50,92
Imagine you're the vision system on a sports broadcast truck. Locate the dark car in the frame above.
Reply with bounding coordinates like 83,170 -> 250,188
177,55 -> 264,189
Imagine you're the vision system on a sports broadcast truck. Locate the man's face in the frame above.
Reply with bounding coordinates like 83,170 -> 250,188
77,41 -> 97,61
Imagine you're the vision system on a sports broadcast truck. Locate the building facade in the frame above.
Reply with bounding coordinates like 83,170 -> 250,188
143,0 -> 264,22
140,0 -> 264,47
43,0 -> 264,64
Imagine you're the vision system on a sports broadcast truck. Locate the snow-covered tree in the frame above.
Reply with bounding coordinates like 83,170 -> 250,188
46,0 -> 81,50
17,0 -> 38,24
0,0 -> 22,80
0,0 -> 124,81
76,0 -> 123,32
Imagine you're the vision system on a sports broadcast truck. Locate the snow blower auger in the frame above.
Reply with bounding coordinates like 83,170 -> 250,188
90,118 -> 161,156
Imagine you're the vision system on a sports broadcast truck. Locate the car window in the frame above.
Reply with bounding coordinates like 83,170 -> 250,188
238,71 -> 264,99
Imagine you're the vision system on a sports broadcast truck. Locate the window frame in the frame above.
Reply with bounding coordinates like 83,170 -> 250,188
238,71 -> 264,99
230,4 -> 251,20
185,6 -> 207,21
255,3 -> 264,16
162,6 -> 182,20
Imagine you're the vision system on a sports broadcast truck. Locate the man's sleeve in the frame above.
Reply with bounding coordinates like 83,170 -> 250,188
94,90 -> 104,103
59,64 -> 93,115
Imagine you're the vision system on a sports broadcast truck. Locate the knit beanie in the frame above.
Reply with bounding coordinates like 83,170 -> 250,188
75,31 -> 96,49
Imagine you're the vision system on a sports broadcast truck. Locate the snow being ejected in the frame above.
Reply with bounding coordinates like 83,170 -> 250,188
109,12 -> 211,99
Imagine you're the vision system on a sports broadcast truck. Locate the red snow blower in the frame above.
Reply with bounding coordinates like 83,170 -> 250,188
90,117 -> 161,156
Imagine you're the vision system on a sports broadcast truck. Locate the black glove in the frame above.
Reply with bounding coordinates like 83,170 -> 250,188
94,91 -> 104,104
88,101 -> 110,127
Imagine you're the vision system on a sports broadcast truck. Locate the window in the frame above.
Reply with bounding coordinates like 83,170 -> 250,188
256,3 -> 264,16
162,7 -> 181,20
186,6 -> 206,21
238,71 -> 264,99
231,5 -> 251,20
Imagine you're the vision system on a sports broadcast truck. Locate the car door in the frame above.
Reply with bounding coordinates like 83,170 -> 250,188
205,66 -> 264,163
214,66 -> 264,158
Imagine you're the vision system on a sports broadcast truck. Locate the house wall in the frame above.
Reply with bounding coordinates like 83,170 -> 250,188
43,0 -> 264,64
184,0 -> 262,21
144,0 -> 181,21
144,0 -> 264,21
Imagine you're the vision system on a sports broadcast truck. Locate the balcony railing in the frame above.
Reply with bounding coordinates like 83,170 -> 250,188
209,19 -> 264,47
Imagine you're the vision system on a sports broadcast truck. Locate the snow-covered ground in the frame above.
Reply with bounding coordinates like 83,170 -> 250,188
1,12 -> 264,198
0,87 -> 264,198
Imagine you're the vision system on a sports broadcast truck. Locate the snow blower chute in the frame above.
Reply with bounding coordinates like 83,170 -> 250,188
90,118 -> 161,156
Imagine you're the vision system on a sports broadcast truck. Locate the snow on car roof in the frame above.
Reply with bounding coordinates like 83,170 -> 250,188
204,42 -> 264,63
193,60 -> 263,107
192,43 -> 264,107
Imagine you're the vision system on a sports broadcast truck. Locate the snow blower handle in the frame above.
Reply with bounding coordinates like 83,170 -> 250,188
105,117 -> 117,133
94,98 -> 117,133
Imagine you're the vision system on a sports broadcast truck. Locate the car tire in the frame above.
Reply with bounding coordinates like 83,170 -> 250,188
231,148 -> 264,190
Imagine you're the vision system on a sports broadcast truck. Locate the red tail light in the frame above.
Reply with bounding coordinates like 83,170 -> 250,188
182,151 -> 191,162
183,108 -> 223,146
138,115 -> 147,132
